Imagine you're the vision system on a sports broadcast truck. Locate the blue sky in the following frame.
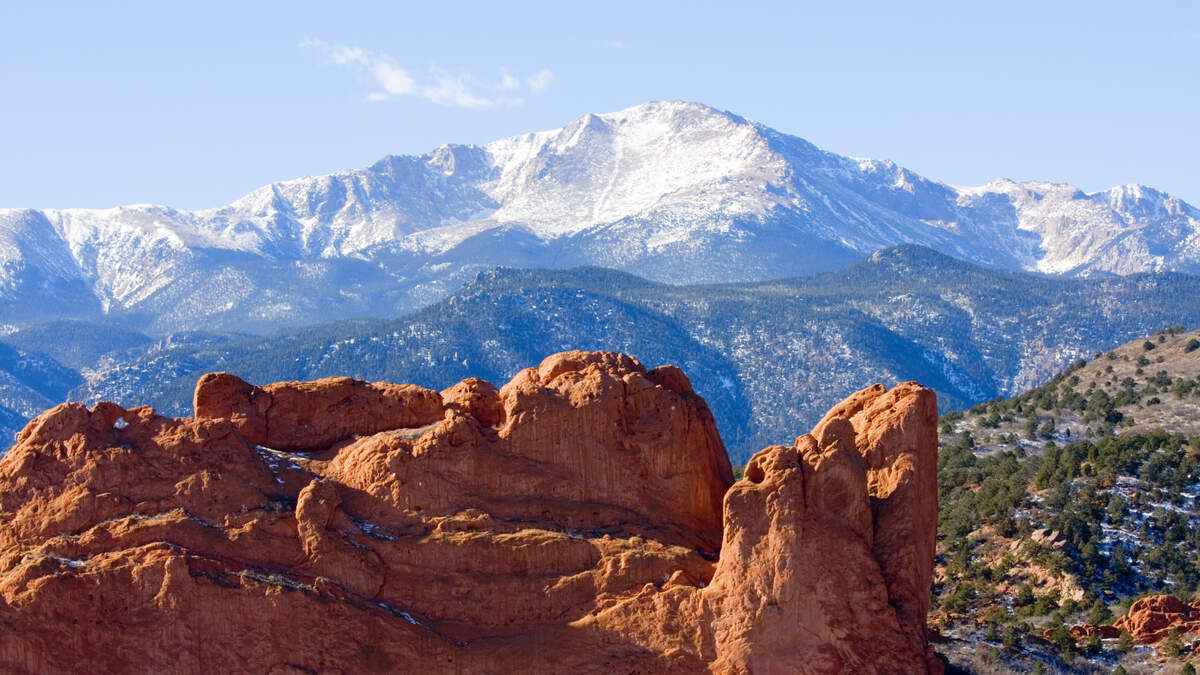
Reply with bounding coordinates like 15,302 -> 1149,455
2,1 -> 1197,209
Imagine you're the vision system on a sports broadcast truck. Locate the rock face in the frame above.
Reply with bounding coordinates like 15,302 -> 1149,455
0,350 -> 939,673
192,372 -> 446,451
1111,595 -> 1200,643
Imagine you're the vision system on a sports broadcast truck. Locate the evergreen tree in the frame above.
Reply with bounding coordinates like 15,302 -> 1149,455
1087,598 -> 1111,626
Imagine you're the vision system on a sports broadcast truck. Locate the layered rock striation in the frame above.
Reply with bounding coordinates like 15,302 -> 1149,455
0,350 -> 938,673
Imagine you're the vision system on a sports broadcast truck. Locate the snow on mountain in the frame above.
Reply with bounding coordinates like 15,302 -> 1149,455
2,100 -> 1198,334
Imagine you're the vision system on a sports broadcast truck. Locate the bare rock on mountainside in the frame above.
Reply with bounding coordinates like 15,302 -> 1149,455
0,350 -> 939,673
1110,595 -> 1200,644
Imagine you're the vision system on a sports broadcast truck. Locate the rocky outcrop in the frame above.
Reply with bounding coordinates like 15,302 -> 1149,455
1030,528 -> 1068,550
192,372 -> 445,451
1111,595 -> 1200,643
0,351 -> 939,673
1066,624 -> 1120,641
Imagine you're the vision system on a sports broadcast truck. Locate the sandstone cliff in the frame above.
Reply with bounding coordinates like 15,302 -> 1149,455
0,350 -> 938,674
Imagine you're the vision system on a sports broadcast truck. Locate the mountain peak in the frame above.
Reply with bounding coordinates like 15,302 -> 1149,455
598,99 -> 735,120
537,101 -> 758,148
859,244 -> 974,273
1,102 -> 1198,332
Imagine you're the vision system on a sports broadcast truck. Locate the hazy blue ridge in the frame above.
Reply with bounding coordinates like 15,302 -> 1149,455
5,245 -> 1191,462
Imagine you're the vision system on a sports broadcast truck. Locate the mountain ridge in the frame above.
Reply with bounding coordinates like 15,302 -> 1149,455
17,245 -> 1196,463
3,101 -> 1198,334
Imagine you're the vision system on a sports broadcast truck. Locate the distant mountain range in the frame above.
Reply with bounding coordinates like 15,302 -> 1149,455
2,101 -> 1198,334
5,246 -> 1197,462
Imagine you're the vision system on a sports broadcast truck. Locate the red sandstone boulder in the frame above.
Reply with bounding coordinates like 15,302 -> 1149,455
1067,624 -> 1120,641
440,377 -> 503,426
0,353 -> 939,673
1113,594 -> 1200,643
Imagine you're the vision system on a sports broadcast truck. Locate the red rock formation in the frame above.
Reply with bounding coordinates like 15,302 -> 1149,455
1112,595 -> 1200,643
1066,624 -> 1120,641
812,383 -> 940,658
193,372 -> 445,451
0,351 -> 939,673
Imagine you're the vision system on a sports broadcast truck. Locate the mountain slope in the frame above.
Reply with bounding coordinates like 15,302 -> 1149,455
932,326 -> 1200,671
0,340 -> 83,442
943,325 -> 1200,449
61,247 -> 1200,462
2,102 -> 1198,334
1,320 -> 153,371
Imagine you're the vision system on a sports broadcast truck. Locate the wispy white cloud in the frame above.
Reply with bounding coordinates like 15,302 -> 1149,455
370,60 -> 415,97
498,69 -> 521,91
302,39 -> 553,108
527,69 -> 555,95
603,39 -> 626,49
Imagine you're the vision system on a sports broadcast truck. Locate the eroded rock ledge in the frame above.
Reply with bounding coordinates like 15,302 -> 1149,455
0,350 -> 939,674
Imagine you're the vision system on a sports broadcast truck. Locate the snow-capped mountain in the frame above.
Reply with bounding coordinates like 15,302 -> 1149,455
3,101 -> 1198,333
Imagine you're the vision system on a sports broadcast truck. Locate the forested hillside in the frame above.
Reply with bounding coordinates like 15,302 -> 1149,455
934,326 -> 1200,672
43,246 -> 1200,462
